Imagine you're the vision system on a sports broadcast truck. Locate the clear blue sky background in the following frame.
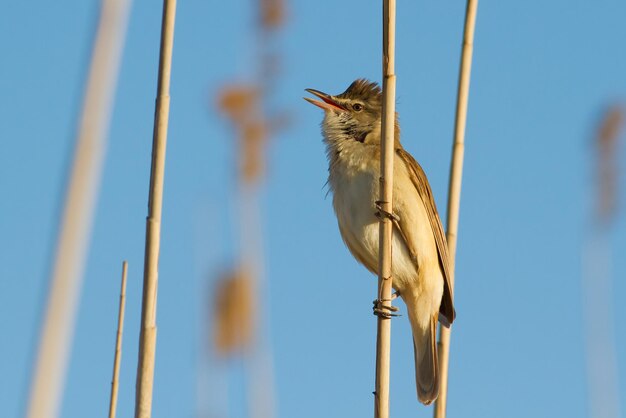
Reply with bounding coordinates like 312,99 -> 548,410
1,1 -> 625,417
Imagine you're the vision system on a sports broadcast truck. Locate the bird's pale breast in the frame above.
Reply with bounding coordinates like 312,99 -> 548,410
329,145 -> 440,296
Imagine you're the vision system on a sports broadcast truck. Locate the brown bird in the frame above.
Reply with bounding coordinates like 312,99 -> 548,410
305,79 -> 455,405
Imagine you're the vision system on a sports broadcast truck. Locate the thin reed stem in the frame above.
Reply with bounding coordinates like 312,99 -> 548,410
374,1 -> 396,418
108,261 -> 128,418
434,1 -> 478,417
25,0 -> 131,416
134,1 -> 177,417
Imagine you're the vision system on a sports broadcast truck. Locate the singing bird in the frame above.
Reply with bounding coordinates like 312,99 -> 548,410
304,79 -> 455,405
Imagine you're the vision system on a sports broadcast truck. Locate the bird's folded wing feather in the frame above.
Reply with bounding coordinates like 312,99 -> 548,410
396,148 -> 456,326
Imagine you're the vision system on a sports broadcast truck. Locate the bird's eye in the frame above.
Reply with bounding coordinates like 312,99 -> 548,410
352,103 -> 363,112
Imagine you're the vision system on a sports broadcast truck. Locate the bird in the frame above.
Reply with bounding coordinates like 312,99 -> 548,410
304,79 -> 455,405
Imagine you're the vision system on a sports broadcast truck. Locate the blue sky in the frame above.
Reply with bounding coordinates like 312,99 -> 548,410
1,1 -> 625,418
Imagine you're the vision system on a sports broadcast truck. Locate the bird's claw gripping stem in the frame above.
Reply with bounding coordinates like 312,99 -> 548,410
373,298 -> 400,319
375,200 -> 400,222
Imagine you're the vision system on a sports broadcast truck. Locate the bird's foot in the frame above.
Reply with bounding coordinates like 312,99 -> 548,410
375,200 -> 400,222
373,298 -> 400,319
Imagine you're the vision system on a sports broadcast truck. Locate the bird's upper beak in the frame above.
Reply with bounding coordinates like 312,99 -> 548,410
304,88 -> 345,112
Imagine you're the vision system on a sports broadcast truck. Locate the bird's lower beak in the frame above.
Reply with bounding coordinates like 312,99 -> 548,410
304,88 -> 345,112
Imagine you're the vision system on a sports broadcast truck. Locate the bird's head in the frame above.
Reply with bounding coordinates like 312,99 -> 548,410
305,79 -> 399,146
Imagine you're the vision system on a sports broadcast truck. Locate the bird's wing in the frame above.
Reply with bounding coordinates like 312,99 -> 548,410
396,148 -> 456,326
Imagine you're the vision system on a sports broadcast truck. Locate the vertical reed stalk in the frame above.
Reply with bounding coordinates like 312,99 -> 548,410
374,1 -> 396,417
434,1 -> 478,417
25,0 -> 131,416
134,1 -> 177,417
582,106 -> 624,418
108,261 -> 129,418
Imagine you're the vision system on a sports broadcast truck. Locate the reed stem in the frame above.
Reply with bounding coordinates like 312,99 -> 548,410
374,1 -> 396,417
25,0 -> 131,416
434,1 -> 478,417
108,261 -> 129,418
134,1 -> 177,417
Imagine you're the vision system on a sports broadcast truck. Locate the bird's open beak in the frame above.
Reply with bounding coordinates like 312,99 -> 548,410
304,88 -> 345,112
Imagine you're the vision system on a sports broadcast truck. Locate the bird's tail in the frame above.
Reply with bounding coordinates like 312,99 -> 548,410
406,298 -> 439,405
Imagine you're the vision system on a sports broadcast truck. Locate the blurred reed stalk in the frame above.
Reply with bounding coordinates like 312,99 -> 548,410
582,105 -> 623,418
25,0 -> 131,416
108,261 -> 129,418
374,1 -> 396,418
434,1 -> 478,417
134,0 -> 177,417
244,4 -> 287,416
207,1 -> 286,418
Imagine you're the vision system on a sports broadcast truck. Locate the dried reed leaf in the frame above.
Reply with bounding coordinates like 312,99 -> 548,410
598,106 -> 624,148
241,120 -> 267,183
217,85 -> 258,123
595,105 -> 624,224
212,268 -> 255,357
260,0 -> 285,29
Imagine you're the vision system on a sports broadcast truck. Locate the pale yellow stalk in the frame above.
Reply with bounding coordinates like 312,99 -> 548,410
434,1 -> 478,417
374,1 -> 396,418
134,1 -> 177,417
25,0 -> 131,416
108,261 -> 128,418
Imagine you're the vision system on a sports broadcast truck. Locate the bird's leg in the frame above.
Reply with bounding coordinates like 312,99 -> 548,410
373,201 -> 400,319
373,286 -> 400,318
375,200 -> 400,222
